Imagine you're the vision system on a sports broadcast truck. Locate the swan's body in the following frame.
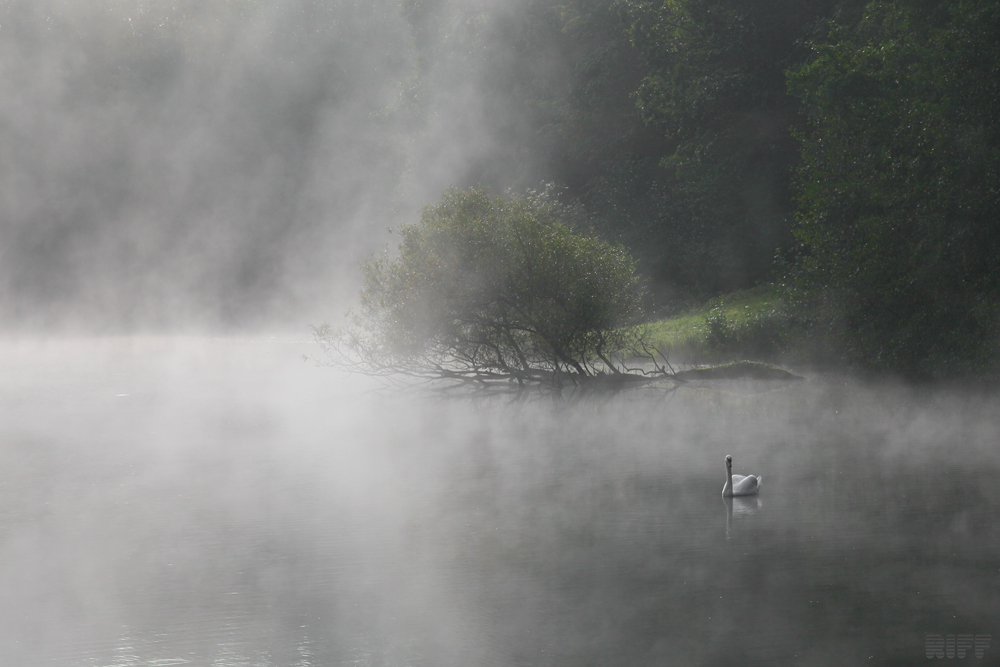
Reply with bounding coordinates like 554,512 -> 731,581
722,455 -> 761,497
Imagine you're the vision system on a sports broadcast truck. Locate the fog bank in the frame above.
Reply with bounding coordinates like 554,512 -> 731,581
0,0 -> 546,333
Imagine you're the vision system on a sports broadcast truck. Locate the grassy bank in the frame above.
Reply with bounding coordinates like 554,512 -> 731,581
645,285 -> 796,365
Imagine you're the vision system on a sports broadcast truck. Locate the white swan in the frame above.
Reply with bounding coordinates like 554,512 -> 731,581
722,455 -> 761,497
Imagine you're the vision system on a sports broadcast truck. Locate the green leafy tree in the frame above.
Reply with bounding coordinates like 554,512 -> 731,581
537,0 -> 675,299
394,0 -> 849,303
616,0 -> 842,294
789,0 -> 1000,376
320,187 -> 656,387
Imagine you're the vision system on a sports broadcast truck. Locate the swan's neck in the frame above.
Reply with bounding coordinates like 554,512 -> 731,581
723,466 -> 734,496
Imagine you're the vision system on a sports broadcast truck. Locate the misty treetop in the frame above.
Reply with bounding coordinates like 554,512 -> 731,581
323,186 -> 656,387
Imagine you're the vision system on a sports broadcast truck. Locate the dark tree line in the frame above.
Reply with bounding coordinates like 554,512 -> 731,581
399,0 -> 1000,376
789,0 -> 1000,376
399,0 -> 849,302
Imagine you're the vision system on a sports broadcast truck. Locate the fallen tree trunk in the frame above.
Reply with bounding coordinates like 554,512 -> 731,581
672,361 -> 804,382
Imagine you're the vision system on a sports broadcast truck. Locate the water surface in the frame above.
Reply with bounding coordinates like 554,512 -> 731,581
1,338 -> 998,666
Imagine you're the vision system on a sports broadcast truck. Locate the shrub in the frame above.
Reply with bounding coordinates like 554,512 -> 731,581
704,305 -> 793,361
332,186 -> 649,383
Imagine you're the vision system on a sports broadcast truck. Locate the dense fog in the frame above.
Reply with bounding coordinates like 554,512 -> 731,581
0,0 -> 551,331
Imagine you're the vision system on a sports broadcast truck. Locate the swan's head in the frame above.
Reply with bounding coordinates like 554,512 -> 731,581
725,455 -> 732,468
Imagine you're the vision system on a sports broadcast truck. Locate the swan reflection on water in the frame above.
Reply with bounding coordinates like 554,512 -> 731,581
724,495 -> 763,539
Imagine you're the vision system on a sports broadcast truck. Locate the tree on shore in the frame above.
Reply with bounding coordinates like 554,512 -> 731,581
615,0 -> 842,294
316,186 -> 671,389
788,0 -> 1000,376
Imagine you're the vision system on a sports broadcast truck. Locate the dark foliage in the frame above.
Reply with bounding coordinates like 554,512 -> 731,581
789,0 -> 1000,376
374,0 -> 1000,378
396,0 -> 847,304
614,0 -> 844,295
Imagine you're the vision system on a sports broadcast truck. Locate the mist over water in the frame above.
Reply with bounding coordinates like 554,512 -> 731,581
2,337 -> 999,666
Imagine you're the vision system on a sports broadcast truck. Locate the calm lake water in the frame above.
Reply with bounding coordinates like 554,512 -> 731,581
1,337 -> 998,666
